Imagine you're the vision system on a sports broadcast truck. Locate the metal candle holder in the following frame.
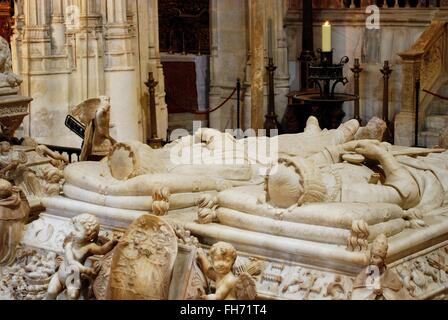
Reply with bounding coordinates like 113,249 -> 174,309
308,49 -> 350,98
380,60 -> 393,143
145,72 -> 163,149
264,57 -> 281,135
350,58 -> 363,124
293,49 -> 358,132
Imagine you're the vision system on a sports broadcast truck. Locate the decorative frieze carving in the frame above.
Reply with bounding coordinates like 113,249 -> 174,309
9,211 -> 448,300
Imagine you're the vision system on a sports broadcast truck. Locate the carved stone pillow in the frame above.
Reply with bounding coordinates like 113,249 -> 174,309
107,142 -> 167,180
108,143 -> 138,180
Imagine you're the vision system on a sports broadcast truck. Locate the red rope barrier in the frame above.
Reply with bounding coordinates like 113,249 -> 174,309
175,87 -> 238,115
423,89 -> 448,101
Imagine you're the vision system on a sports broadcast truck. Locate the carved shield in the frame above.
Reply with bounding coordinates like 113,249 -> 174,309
107,215 -> 178,300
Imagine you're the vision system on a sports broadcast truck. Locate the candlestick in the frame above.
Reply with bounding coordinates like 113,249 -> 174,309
350,58 -> 363,124
322,21 -> 332,52
380,60 -> 393,143
264,58 -> 281,136
268,18 -> 273,58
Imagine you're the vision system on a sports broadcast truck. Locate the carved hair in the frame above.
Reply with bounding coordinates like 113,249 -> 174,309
71,213 -> 100,242
209,242 -> 237,264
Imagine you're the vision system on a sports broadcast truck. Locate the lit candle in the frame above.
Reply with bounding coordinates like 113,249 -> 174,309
268,18 -> 273,58
322,21 -> 332,52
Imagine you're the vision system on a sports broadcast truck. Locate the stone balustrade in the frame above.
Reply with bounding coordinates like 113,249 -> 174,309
288,0 -> 447,9
336,0 -> 445,9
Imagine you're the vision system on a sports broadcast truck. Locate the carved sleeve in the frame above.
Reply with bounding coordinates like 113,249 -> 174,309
379,153 -> 420,209
308,145 -> 347,167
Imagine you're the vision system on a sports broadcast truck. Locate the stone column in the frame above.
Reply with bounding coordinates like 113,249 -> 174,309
15,0 -> 70,143
22,0 -> 51,51
250,0 -> 265,131
209,0 -> 248,131
272,0 -> 290,124
394,53 -> 422,146
75,0 -> 104,100
104,0 -> 141,141
51,0 -> 65,54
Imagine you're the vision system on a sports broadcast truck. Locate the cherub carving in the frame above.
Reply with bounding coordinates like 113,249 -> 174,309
40,167 -> 64,197
0,141 -> 27,179
46,213 -> 117,300
197,242 -> 257,300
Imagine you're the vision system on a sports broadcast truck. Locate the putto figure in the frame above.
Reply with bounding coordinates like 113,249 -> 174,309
197,242 -> 256,300
351,234 -> 413,300
46,213 -> 117,300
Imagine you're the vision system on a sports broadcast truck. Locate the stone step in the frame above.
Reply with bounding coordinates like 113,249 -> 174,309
427,100 -> 448,115
425,114 -> 448,131
419,131 -> 441,148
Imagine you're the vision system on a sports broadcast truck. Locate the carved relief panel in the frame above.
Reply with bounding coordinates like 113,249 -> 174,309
107,215 -> 178,300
